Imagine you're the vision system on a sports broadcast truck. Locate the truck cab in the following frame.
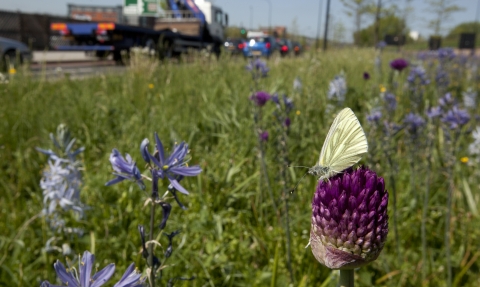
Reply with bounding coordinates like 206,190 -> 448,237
193,0 -> 228,43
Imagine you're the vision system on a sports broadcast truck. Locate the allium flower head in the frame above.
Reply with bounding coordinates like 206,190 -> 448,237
310,167 -> 388,269
328,75 -> 347,102
441,106 -> 470,129
390,58 -> 408,71
260,131 -> 269,142
250,91 -> 271,107
363,72 -> 370,80
284,117 -> 291,127
106,149 -> 145,190
141,133 -> 202,195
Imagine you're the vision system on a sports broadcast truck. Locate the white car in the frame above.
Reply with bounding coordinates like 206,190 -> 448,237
0,36 -> 32,70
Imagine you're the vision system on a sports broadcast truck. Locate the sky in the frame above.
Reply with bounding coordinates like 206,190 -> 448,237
1,0 -> 478,41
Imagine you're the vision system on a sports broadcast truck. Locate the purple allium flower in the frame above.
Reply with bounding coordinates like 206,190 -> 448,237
260,131 -> 269,142
384,93 -> 397,112
250,91 -> 271,107
390,58 -> 408,71
366,111 -> 382,124
284,117 -> 291,127
106,149 -> 145,190
310,167 -> 388,269
41,251 -> 115,287
403,113 -> 425,134
407,66 -> 430,86
246,58 -> 269,77
426,106 -> 442,118
441,106 -> 470,129
363,72 -> 370,80
141,133 -> 202,195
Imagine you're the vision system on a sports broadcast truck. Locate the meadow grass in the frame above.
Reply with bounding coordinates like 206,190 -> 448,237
1,48 -> 479,287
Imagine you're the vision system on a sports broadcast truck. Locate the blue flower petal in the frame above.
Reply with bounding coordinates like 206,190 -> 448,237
168,177 -> 190,195
154,132 -> 165,166
80,251 -> 95,287
53,260 -> 78,287
91,263 -> 115,287
169,166 -> 202,177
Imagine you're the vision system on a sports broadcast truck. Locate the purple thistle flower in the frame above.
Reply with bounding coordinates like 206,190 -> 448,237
426,106 -> 442,119
390,58 -> 408,72
363,72 -> 370,80
384,93 -> 397,112
250,91 -> 271,107
260,131 -> 269,142
41,251 -> 115,287
310,167 -> 388,269
403,113 -> 425,134
141,133 -> 202,195
284,117 -> 291,127
106,149 -> 145,190
366,111 -> 382,124
441,107 -> 470,129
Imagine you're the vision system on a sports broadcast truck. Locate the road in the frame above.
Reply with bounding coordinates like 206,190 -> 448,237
30,51 -> 126,80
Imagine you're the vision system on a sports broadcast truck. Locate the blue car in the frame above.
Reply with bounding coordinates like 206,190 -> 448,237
242,36 -> 276,58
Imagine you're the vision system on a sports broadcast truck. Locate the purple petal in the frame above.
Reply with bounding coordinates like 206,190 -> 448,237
105,176 -> 127,186
53,260 -> 78,286
166,142 -> 187,165
169,166 -> 202,176
168,178 -> 190,195
80,251 -> 95,287
140,138 -> 151,164
91,263 -> 115,287
159,202 -> 172,229
154,133 -> 165,166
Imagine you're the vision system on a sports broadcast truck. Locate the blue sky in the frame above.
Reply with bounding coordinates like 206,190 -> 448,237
2,0 -> 478,41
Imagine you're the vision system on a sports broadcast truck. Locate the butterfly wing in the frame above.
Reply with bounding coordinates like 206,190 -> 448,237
318,108 -> 368,173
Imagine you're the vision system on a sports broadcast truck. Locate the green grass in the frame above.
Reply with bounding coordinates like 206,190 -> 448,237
1,49 -> 479,287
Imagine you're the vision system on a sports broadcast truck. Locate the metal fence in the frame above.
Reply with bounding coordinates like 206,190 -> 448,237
0,10 -> 83,50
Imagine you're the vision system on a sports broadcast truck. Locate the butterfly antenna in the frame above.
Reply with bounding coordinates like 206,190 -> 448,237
287,165 -> 310,169
290,171 -> 309,194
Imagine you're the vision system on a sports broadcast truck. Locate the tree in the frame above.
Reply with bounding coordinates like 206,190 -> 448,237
353,14 -> 406,46
340,0 -> 373,33
425,0 -> 464,36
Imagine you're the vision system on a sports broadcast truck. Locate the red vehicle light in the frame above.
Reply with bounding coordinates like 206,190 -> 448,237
238,43 -> 245,49
294,46 -> 300,51
266,42 -> 271,49
281,45 -> 288,52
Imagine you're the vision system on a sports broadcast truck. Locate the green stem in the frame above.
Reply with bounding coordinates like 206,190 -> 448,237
338,269 -> 354,287
148,201 -> 156,287
445,132 -> 458,287
421,126 -> 433,282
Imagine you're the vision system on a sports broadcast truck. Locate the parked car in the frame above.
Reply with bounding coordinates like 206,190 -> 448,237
224,38 -> 246,55
0,36 -> 32,71
277,39 -> 293,57
242,35 -> 277,58
292,41 -> 302,56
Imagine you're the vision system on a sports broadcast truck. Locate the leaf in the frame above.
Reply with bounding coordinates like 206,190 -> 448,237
461,178 -> 478,216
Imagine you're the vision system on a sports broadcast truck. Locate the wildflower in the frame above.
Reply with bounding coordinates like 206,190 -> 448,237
246,58 -> 269,77
113,263 -> 145,287
460,157 -> 469,163
309,167 -> 389,269
407,66 -> 430,86
106,149 -> 145,190
284,117 -> 291,127
438,93 -> 455,107
158,201 -> 172,230
8,67 -> 16,74
468,127 -> 480,155
441,106 -> 470,129
390,58 -> 408,72
437,47 -> 455,60
426,106 -> 442,119
366,110 -> 382,124
141,133 -> 202,195
435,68 -> 450,88
148,84 -> 154,89
260,131 -> 269,142
463,88 -> 477,109
363,72 -> 370,80
41,251 -> 115,287
376,41 -> 387,49
250,91 -> 271,107
164,230 -> 181,258
384,92 -> 397,112
328,75 -> 347,102
283,94 -> 294,113
403,113 -> 425,135
380,85 -> 386,93
293,77 -> 302,91
296,110 -> 301,115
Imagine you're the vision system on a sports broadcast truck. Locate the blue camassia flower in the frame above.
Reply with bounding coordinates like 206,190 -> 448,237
441,106 -> 470,129
404,112 -> 425,135
246,58 -> 269,77
41,251 -> 144,287
141,133 -> 202,195
328,75 -> 347,102
106,149 -> 145,190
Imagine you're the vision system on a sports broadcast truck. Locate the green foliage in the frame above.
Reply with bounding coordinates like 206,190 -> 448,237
0,50 -> 480,287
354,15 -> 407,46
425,0 -> 465,35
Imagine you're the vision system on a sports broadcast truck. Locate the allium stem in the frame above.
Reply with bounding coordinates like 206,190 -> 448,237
149,200 -> 156,287
386,154 -> 401,265
338,269 -> 354,287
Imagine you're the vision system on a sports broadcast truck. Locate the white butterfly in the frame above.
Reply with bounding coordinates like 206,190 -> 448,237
308,108 -> 368,181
